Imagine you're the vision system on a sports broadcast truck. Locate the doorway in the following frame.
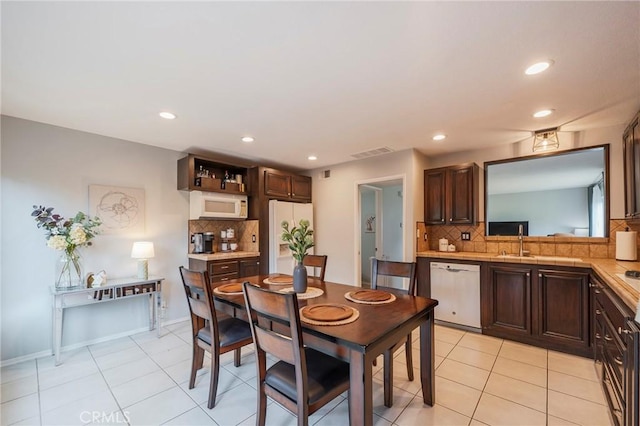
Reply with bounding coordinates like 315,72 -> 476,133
356,176 -> 405,288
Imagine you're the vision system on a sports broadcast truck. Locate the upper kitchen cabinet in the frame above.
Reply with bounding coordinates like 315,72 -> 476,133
177,154 -> 249,195
424,163 -> 479,225
261,168 -> 312,202
623,110 -> 640,220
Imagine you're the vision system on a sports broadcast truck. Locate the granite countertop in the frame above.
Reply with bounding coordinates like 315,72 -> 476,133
417,250 -> 640,317
188,251 -> 260,261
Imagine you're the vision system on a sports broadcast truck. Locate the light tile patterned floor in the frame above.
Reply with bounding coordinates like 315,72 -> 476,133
1,322 -> 613,426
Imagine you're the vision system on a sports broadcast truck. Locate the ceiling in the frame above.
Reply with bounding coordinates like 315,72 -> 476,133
2,2 -> 639,171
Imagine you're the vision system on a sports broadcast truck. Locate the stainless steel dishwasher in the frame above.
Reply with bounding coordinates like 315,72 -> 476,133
430,262 -> 481,329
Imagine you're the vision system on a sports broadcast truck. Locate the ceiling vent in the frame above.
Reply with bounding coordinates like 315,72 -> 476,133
350,147 -> 394,159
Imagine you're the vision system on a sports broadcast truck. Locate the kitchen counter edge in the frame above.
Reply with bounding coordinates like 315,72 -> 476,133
188,251 -> 260,261
417,250 -> 640,315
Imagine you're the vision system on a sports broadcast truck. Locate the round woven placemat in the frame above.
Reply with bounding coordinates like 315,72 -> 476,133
277,286 -> 324,299
214,282 -> 258,296
263,276 -> 293,285
300,306 -> 359,326
344,291 -> 396,305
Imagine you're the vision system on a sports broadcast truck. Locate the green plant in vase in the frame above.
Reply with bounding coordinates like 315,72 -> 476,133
281,219 -> 314,293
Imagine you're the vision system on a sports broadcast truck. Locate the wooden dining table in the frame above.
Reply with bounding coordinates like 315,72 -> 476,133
212,275 -> 439,426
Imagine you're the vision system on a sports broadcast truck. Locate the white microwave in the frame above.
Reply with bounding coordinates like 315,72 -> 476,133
189,191 -> 248,220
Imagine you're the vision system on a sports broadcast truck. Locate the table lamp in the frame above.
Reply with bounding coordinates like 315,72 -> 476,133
131,242 -> 155,279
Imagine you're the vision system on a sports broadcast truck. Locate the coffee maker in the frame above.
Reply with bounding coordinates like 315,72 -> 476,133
191,233 -> 204,253
203,232 -> 215,253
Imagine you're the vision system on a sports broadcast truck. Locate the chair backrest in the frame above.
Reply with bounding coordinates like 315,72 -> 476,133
178,266 -> 219,344
242,282 -> 307,389
302,254 -> 328,281
371,258 -> 417,295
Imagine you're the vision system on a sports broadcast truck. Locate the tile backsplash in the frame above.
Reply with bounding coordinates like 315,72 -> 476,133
188,219 -> 259,253
416,219 -> 640,259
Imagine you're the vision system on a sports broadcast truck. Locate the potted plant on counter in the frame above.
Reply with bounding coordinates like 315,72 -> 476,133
281,219 -> 314,293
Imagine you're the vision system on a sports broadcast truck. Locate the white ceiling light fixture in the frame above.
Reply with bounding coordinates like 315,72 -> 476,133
532,127 -> 560,152
241,136 -> 254,143
158,111 -> 176,120
432,134 -> 447,141
308,155 -> 317,161
533,109 -> 554,118
525,60 -> 554,75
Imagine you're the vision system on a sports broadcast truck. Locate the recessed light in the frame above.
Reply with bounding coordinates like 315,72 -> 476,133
308,155 -> 317,161
432,134 -> 446,141
159,111 -> 176,120
533,109 -> 554,118
525,60 -> 553,75
241,136 -> 254,143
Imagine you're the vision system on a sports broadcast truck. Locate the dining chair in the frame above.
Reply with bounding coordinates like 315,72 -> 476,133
371,258 -> 417,407
178,266 -> 253,409
242,282 -> 350,426
302,254 -> 328,281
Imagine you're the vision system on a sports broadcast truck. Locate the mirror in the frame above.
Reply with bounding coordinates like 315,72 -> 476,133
485,145 -> 609,237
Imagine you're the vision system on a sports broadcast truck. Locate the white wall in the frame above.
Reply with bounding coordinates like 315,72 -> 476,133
488,187 -> 589,236
427,125 -> 626,220
1,116 -> 190,362
310,149 -> 427,285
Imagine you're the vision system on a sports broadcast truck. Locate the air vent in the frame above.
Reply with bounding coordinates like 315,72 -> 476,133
350,147 -> 394,159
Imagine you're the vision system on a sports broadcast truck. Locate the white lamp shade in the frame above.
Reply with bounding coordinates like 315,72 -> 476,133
131,242 -> 155,259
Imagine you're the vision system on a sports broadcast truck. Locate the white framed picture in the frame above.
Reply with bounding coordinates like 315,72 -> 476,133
89,185 -> 145,235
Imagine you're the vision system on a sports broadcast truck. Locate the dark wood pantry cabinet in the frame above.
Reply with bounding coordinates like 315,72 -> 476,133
623,110 -> 640,220
424,163 -> 479,225
482,263 -> 591,356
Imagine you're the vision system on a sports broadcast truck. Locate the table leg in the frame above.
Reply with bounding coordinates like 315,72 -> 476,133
420,311 -> 435,405
54,304 -> 63,366
349,349 -> 373,426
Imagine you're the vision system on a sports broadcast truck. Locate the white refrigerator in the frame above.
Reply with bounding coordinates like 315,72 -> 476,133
269,200 -> 314,274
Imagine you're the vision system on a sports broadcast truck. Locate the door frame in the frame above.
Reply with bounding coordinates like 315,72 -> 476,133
354,174 -> 407,286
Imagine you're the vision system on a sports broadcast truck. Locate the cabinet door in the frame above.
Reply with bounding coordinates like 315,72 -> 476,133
239,258 -> 260,278
291,175 -> 312,202
632,120 -> 640,217
264,171 -> 291,198
485,265 -> 532,335
624,127 -> 636,218
424,169 -> 446,224
449,166 -> 476,224
537,269 -> 590,349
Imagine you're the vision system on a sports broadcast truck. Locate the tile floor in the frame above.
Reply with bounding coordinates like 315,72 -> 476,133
1,322 -> 613,426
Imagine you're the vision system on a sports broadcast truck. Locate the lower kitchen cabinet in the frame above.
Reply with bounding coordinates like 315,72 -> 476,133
482,263 -> 591,356
591,273 -> 640,426
188,256 -> 260,284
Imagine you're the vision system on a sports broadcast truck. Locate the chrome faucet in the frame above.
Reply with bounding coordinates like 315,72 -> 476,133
518,224 -> 524,256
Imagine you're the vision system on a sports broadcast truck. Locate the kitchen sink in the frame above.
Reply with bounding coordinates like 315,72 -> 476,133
496,254 -> 583,262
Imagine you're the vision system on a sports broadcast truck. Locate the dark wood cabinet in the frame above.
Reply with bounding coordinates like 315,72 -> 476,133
264,169 -> 312,202
188,256 -> 260,283
623,110 -> 640,220
424,163 -> 478,225
483,265 -> 532,336
591,274 -> 640,426
482,263 -> 591,356
177,154 -> 249,194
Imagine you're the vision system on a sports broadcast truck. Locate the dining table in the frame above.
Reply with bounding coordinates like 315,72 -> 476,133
212,274 -> 438,426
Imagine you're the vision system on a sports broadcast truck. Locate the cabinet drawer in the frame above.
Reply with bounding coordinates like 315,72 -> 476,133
210,272 -> 239,283
597,287 -> 629,334
209,261 -> 238,276
603,358 -> 625,426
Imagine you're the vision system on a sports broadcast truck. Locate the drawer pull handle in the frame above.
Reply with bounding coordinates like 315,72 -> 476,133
221,277 -> 229,281
618,327 -> 630,335
594,288 -> 601,294
221,266 -> 229,269
595,332 -> 601,340
604,334 -> 613,341
614,356 -> 623,365
595,309 -> 602,315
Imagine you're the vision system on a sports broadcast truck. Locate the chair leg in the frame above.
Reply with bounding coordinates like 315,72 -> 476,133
383,349 -> 394,408
234,347 -> 241,367
189,344 -> 204,389
405,337 -> 414,381
208,352 -> 220,409
257,382 -> 267,426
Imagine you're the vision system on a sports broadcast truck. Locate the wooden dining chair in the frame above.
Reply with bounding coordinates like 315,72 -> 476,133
178,266 -> 253,409
302,254 -> 328,281
242,282 -> 350,426
371,258 -> 417,407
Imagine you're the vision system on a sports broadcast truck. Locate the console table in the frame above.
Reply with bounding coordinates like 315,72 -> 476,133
51,276 -> 164,365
